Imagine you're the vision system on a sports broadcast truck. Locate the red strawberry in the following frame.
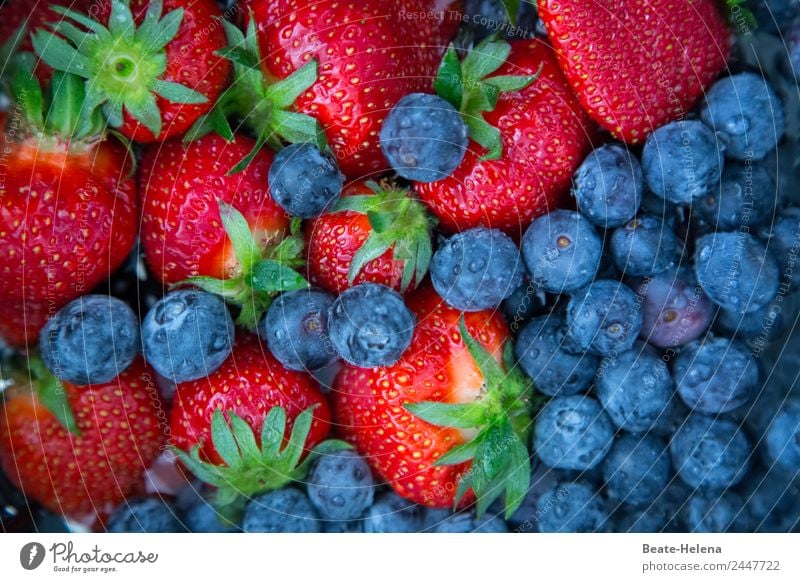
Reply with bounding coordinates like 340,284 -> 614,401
0,60 -> 137,347
195,0 -> 460,176
332,284 -> 534,515
170,334 -> 338,510
139,132 -> 311,327
537,0 -> 730,143
31,0 -> 230,142
415,38 -> 596,236
305,180 -> 436,295
0,358 -> 166,524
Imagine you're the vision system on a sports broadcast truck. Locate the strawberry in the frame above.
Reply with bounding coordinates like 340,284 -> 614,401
0,357 -> 166,524
31,0 -> 230,142
332,284 -> 535,515
415,38 -> 596,236
305,180 -> 436,295
0,57 -> 137,347
139,132 -> 313,327
170,334 -> 341,513
537,0 -> 731,143
190,0 -> 460,176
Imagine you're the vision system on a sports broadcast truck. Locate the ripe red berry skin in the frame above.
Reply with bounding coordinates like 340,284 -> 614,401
332,284 -> 511,508
170,334 -> 332,466
0,359 -> 166,524
415,39 -> 596,237
537,0 -> 730,143
139,132 -> 289,285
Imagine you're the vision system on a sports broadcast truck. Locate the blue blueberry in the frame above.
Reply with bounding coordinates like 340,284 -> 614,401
141,290 -> 234,383
670,414 -> 752,491
182,501 -> 238,533
363,491 -> 425,533
634,266 -> 714,349
501,277 -> 547,330
464,0 -> 538,40
307,450 -> 375,521
601,434 -> 671,508
573,144 -> 643,228
700,73 -> 785,161
536,481 -> 609,533
788,17 -> 800,78
268,143 -> 344,218
322,519 -> 365,533
107,498 -> 183,533
242,488 -> 321,533
639,191 -> 680,229
327,283 -> 415,368
642,120 -> 723,204
694,231 -> 780,315
673,337 -> 759,414
40,295 -> 140,386
259,288 -> 337,372
430,227 -> 524,311
431,511 -> 508,532
493,462 -> 567,532
684,491 -> 748,533
614,483 -> 689,533
696,162 -> 778,231
740,465 -> 800,532
717,301 -> 785,345
610,215 -> 678,277
759,207 -> 800,290
595,342 -> 677,433
521,210 -> 602,294
749,0 -> 797,33
533,395 -> 615,471
565,280 -> 644,356
515,315 -> 599,397
380,93 -> 468,183
762,398 -> 800,479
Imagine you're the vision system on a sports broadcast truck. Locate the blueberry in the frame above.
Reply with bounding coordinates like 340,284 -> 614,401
788,18 -> 800,78
536,481 -> 608,533
642,120 -> 723,204
565,280 -> 644,356
694,231 -> 780,315
602,434 -> 670,508
634,266 -> 714,348
242,488 -> 321,533
430,227 -> 524,311
268,143 -> 343,218
307,450 -> 375,521
501,277 -> 546,329
327,283 -> 415,367
758,207 -> 800,290
533,395 -> 615,470
182,501 -> 238,533
696,162 -> 778,231
639,191 -> 680,229
40,295 -> 140,386
670,414 -> 752,491
673,337 -> 759,414
322,519 -> 365,533
492,462 -> 566,531
431,511 -> 508,532
259,288 -> 337,372
614,483 -> 689,533
464,0 -> 538,40
610,215 -> 678,277
521,210 -> 602,294
684,491 -> 748,533
515,315 -> 599,397
763,398 -> 800,479
380,93 -> 468,182
749,0 -> 797,33
363,491 -> 425,533
573,144 -> 643,228
141,290 -> 234,383
595,342 -> 677,433
740,465 -> 800,532
700,73 -> 784,161
107,498 -> 183,533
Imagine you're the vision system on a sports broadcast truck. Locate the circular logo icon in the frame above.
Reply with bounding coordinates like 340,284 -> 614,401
19,542 -> 46,570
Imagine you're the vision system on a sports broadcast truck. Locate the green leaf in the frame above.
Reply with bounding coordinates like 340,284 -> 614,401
461,38 -> 511,82
332,195 -> 374,214
210,409 -> 243,469
501,0 -> 521,26
47,72 -> 85,137
172,447 -> 227,487
50,6 -> 109,37
281,406 -> 316,469
453,472 -> 474,510
503,436 -> 531,518
146,7 -> 184,51
435,439 -> 480,466
217,200 -> 262,272
260,407 -> 287,459
31,31 -> 89,77
10,53 -> 44,128
108,0 -> 136,41
465,116 -> 503,161
228,412 -> 261,463
458,316 -> 506,388
404,401 -> 487,429
483,73 -> 536,92
434,45 -> 463,109
125,90 -> 162,137
266,59 -> 318,109
271,109 -> 326,149
366,209 -> 397,234
181,275 -> 244,299
414,236 -> 433,289
347,234 -> 393,285
35,370 -> 80,436
153,79 -> 207,104
249,260 -> 308,293
228,131 -> 269,175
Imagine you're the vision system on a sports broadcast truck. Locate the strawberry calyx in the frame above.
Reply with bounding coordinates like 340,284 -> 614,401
331,180 -> 436,292
173,405 -> 350,521
405,317 -> 537,518
721,0 -> 757,30
31,0 -> 207,139
26,356 -> 81,437
181,200 -> 308,329
186,15 -> 325,174
434,38 -> 540,160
